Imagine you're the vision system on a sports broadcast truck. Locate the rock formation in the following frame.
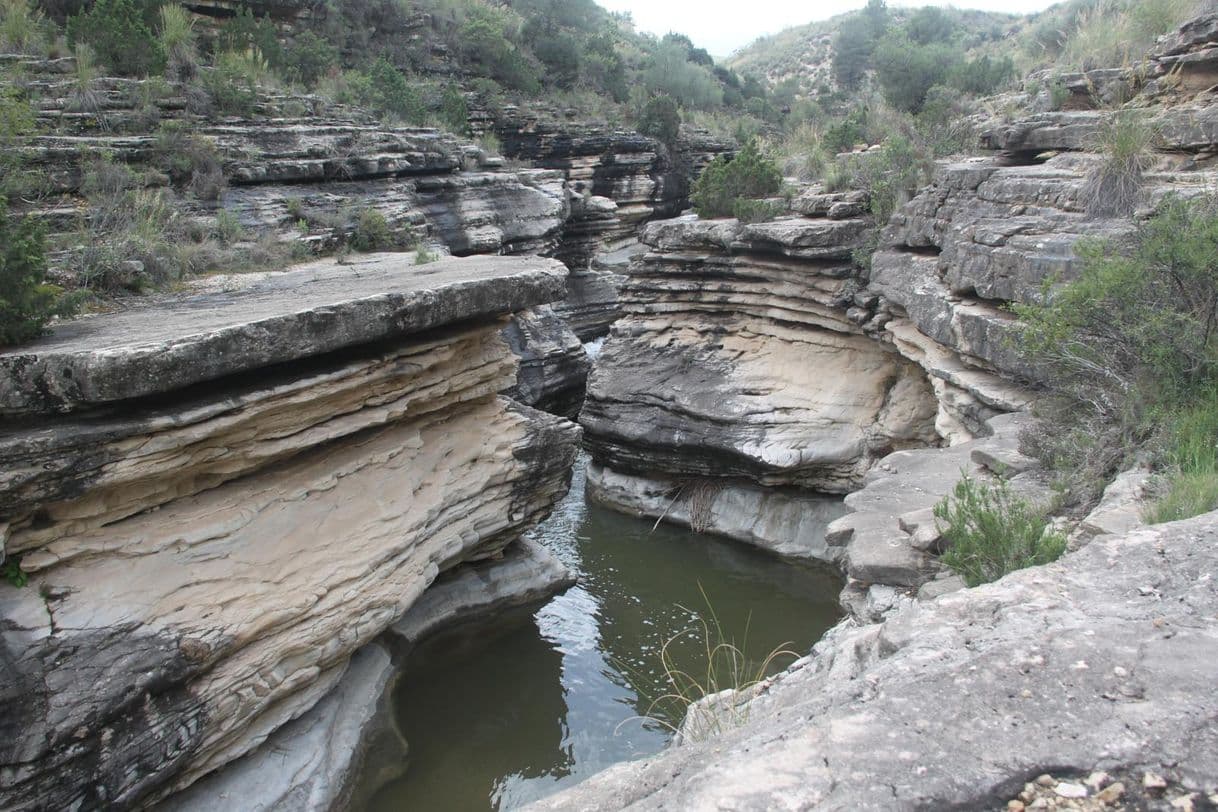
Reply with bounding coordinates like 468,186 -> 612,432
580,199 -> 941,560
0,253 -> 581,810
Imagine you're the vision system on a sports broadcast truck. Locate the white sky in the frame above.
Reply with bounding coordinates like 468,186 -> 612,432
596,0 -> 1063,57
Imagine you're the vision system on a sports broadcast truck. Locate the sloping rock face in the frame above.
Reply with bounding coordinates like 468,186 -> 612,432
15,64 -> 569,262
527,511 -> 1218,811
580,205 -> 940,558
0,254 -> 581,810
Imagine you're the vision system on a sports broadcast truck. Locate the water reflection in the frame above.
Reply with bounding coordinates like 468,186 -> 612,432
359,457 -> 842,811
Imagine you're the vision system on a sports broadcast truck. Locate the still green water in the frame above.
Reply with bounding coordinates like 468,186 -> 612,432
356,456 -> 844,811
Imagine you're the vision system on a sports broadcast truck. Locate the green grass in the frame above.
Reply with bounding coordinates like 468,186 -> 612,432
935,474 -> 1067,587
1145,391 -> 1218,523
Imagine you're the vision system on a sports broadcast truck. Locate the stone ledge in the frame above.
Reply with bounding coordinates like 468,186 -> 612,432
0,253 -> 569,415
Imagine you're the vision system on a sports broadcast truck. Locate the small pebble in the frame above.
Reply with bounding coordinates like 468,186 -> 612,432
1171,794 -> 1197,812
1028,798 -> 1051,811
1055,782 -> 1088,799
1144,772 -> 1168,791
1036,774 -> 1055,787
1007,801 -> 1026,812
1085,771 -> 1110,791
1096,782 -> 1125,805
1113,666 -> 1128,678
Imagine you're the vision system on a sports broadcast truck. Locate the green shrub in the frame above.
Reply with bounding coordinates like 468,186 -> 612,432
833,135 -> 932,224
67,0 -> 164,76
152,123 -> 225,200
690,139 -> 782,219
2,555 -> 27,588
643,41 -> 723,110
202,49 -> 266,117
1,197 -> 77,345
356,58 -> 425,123
637,94 -> 681,148
285,30 -> 338,88
1016,197 -> 1218,510
824,109 -> 867,154
218,7 -> 284,72
0,80 -> 39,198
1,0 -> 48,55
532,30 -> 580,89
349,208 -> 395,251
159,3 -> 197,80
459,5 -> 539,93
873,33 -> 958,114
935,475 -> 1067,587
438,83 -> 469,134
214,210 -> 243,245
731,198 -> 783,224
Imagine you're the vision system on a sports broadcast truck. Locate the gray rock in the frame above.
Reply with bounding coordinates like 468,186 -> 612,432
525,512 -> 1218,811
0,253 -> 568,415
161,642 -> 399,812
502,306 -> 592,418
586,463 -> 850,563
388,538 -> 576,646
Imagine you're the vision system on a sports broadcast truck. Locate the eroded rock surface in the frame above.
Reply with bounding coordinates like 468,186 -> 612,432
527,511 -> 1218,811
0,254 -> 580,810
580,209 -> 940,559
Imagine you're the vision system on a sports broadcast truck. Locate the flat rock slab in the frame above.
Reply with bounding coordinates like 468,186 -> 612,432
0,253 -> 568,415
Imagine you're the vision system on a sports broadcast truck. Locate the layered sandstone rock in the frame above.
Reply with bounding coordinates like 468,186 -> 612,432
0,254 -> 581,810
502,306 -> 591,419
580,208 -> 940,559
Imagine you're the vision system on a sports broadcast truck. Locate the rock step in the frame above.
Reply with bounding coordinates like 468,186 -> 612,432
0,253 -> 568,415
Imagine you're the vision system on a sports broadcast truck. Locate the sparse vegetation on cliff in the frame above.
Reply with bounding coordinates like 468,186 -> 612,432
1017,197 -> 1218,521
0,197 -> 77,345
690,140 -> 782,220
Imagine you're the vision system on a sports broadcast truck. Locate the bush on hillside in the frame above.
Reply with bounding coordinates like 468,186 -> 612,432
637,95 -> 681,148
873,33 -> 956,114
831,0 -> 889,90
691,140 -> 782,219
202,49 -> 266,117
0,196 -> 77,345
935,475 -> 1067,587
67,0 -> 163,76
1016,196 -> 1218,515
285,30 -> 339,88
643,41 -> 723,111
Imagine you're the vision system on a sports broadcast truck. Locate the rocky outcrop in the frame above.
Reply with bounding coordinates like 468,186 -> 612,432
485,107 -> 731,338
579,205 -> 940,559
502,306 -> 591,418
0,254 -> 581,810
161,538 -> 577,812
527,510 -> 1218,811
161,642 -> 399,812
14,63 -> 569,272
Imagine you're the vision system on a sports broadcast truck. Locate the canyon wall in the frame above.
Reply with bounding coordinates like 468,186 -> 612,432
533,14 -> 1218,810
0,253 -> 580,809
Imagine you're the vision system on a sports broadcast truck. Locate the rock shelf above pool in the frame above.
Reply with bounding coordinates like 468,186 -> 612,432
0,251 -> 580,811
0,253 -> 569,415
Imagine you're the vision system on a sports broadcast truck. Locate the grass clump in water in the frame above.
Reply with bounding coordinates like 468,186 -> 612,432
934,475 -> 1067,588
623,587 -> 798,742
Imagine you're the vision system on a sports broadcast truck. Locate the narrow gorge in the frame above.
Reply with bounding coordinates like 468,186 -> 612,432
2,1 -> 1218,810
